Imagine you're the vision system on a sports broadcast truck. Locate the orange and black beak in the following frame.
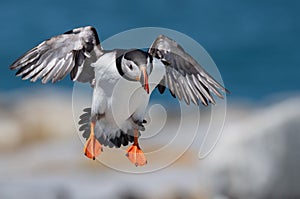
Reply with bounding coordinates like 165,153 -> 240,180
140,66 -> 149,94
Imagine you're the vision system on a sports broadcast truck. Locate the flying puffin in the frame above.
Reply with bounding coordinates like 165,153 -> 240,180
10,26 -> 229,166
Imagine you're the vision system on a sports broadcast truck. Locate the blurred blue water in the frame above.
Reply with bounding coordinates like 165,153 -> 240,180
1,0 -> 299,101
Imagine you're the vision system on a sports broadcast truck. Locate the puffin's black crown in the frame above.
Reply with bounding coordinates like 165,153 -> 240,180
124,49 -> 150,66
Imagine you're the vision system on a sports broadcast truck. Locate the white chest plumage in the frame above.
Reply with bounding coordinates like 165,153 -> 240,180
91,51 -> 165,139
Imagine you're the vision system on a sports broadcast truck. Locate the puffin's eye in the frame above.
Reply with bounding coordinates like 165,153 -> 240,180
128,64 -> 133,70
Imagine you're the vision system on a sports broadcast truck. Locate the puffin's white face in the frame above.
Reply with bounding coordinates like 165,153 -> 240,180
121,58 -> 141,81
120,52 -> 153,94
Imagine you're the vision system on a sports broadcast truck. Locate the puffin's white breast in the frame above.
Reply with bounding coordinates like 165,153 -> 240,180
92,53 -> 166,136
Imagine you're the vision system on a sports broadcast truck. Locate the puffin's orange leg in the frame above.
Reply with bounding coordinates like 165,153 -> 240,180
126,129 -> 147,166
84,121 -> 102,160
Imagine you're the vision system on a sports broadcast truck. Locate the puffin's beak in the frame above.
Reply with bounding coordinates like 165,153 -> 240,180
140,66 -> 149,94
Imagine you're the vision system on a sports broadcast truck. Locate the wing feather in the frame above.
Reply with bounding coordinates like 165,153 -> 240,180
10,26 -> 102,84
42,58 -> 65,84
184,75 -> 198,105
52,52 -> 74,82
149,35 -> 229,106
179,76 -> 190,105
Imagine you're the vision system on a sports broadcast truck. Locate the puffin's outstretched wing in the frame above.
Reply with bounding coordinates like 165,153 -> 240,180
149,35 -> 229,106
10,26 -> 103,84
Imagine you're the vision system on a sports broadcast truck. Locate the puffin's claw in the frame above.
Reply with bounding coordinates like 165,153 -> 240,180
130,118 -> 146,131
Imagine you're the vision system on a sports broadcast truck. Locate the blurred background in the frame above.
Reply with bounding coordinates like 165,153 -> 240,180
0,0 -> 300,198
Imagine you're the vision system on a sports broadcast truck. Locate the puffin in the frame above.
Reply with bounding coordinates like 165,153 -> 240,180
10,26 -> 229,166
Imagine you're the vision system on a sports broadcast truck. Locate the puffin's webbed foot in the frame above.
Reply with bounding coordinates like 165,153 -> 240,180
83,113 -> 105,160
126,144 -> 147,166
83,121 -> 103,160
125,129 -> 147,166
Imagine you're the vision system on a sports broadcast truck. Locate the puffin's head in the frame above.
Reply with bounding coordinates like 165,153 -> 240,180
120,49 -> 153,94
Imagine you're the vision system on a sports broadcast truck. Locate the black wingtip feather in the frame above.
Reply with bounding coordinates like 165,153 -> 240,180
15,65 -> 30,76
225,88 -> 231,94
20,67 -> 35,80
10,63 -> 17,70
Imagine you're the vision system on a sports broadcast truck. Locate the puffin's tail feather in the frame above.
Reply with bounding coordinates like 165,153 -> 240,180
78,108 -> 134,148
